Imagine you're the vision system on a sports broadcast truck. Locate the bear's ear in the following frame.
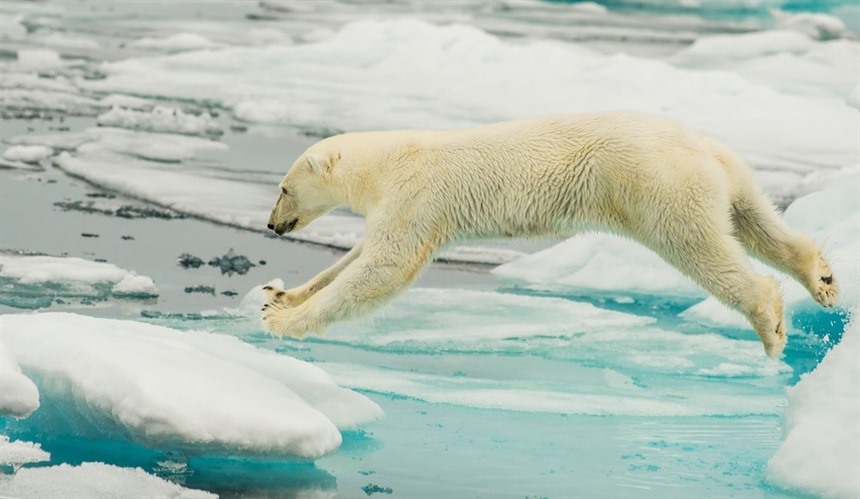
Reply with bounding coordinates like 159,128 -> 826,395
305,153 -> 332,176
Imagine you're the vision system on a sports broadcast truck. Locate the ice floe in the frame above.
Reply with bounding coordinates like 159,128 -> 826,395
97,106 -> 221,137
132,33 -> 219,52
0,254 -> 158,306
0,436 -> 50,468
766,315 -> 860,498
2,145 -> 52,164
0,312 -> 382,458
0,462 -> 215,499
0,342 -> 40,418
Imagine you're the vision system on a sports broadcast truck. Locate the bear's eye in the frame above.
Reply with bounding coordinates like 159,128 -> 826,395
281,187 -> 289,196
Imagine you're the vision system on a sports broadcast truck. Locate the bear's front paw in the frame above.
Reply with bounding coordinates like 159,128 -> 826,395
262,284 -> 300,307
261,302 -> 320,339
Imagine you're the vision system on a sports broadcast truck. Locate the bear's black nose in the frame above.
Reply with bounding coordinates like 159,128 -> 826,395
267,223 -> 275,230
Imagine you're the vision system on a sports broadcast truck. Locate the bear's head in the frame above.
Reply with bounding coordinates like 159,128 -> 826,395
267,151 -> 339,236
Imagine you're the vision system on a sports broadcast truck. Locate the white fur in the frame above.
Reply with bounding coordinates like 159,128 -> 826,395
263,111 -> 838,357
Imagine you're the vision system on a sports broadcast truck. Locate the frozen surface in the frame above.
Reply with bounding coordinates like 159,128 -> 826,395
97,106 -> 221,137
0,462 -> 215,499
767,315 -> 860,498
0,342 -> 39,418
0,312 -> 381,459
0,254 -> 158,305
0,436 -> 50,467
2,145 -> 52,164
132,33 -> 219,52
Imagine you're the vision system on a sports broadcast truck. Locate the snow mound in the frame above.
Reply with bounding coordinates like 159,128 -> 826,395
0,342 -> 40,418
97,106 -> 221,137
492,233 -> 701,297
0,462 -> 215,499
766,314 -> 860,498
2,145 -> 52,164
0,436 -> 50,468
0,312 -> 382,459
0,254 -> 158,304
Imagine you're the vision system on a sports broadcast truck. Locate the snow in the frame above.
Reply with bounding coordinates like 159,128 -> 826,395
0,342 -> 40,418
80,19 -> 859,197
0,436 -> 50,467
14,49 -> 65,70
132,33 -> 219,52
848,84 -> 860,109
97,106 -> 221,137
672,30 -> 815,65
493,233 -> 701,297
771,10 -> 849,40
766,314 -> 860,498
99,94 -> 154,110
35,32 -> 100,50
0,312 -> 382,459
0,254 -> 158,298
2,145 -> 52,163
0,462 -> 215,499
0,13 -> 27,40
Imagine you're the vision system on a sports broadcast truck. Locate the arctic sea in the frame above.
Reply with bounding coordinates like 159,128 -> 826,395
0,1 -> 858,498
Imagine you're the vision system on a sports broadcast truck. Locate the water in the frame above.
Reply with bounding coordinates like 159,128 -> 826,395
1,0 -> 857,497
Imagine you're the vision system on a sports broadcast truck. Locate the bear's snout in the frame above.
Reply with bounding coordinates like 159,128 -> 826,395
270,218 -> 298,236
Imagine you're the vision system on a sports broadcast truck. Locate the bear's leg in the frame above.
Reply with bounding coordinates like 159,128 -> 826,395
638,215 -> 787,357
731,192 -> 838,308
263,229 -> 439,338
263,242 -> 364,308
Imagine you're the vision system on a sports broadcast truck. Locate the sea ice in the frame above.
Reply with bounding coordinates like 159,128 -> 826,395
0,254 -> 158,304
2,145 -> 52,164
0,436 -> 50,468
132,33 -> 219,52
0,462 -> 215,499
771,9 -> 849,40
766,315 -> 860,498
0,342 -> 40,418
0,312 -> 382,458
97,106 -> 221,137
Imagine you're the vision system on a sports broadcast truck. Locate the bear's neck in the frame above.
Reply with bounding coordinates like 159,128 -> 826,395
329,156 -> 383,216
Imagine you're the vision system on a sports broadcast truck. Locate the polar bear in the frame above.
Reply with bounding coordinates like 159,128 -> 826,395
262,112 -> 837,357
